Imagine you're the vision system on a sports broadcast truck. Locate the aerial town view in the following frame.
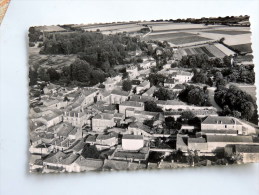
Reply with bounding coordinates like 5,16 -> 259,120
28,16 -> 259,173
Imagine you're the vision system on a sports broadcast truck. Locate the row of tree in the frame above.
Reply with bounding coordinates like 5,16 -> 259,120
179,54 -> 232,69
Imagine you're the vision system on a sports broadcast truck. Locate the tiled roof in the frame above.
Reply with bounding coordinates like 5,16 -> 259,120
111,89 -> 130,96
156,100 -> 186,106
128,122 -> 151,133
96,134 -> 117,140
93,113 -> 114,120
138,80 -> 150,87
74,156 -> 104,168
120,101 -> 144,107
201,130 -> 238,134
206,135 -> 253,143
235,144 -> 259,153
85,135 -> 97,142
202,116 -> 242,125
188,137 -> 206,143
43,151 -> 79,165
122,134 -> 143,140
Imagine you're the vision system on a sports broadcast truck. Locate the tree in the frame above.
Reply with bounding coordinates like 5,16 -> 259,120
145,101 -> 163,112
122,80 -> 132,91
148,73 -> 166,86
180,111 -> 196,121
153,87 -> 177,100
38,68 -> 50,82
47,68 -> 60,81
70,59 -> 92,83
29,68 -> 38,86
82,145 -> 100,159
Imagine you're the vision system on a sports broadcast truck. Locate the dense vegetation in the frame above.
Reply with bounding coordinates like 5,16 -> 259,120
179,54 -> 232,69
178,85 -> 211,106
215,85 -> 257,122
153,87 -> 178,100
29,31 -> 151,86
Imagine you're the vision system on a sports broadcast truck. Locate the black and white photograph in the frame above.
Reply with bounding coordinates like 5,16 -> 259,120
28,15 -> 259,173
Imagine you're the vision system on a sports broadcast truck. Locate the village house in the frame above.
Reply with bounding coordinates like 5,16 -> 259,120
142,86 -> 157,97
133,110 -> 158,123
92,113 -> 117,132
129,95 -> 157,103
96,133 -> 118,149
71,156 -> 104,172
110,90 -> 130,104
63,110 -> 88,127
128,122 -> 152,137
126,64 -> 139,79
201,116 -> 243,135
103,77 -> 117,91
43,83 -> 60,94
42,151 -> 79,173
188,137 -> 208,152
139,60 -> 156,70
224,144 -> 259,163
164,78 -> 176,88
136,80 -> 150,94
111,148 -> 149,163
122,134 -> 144,151
170,71 -> 193,83
119,101 -> 145,117
206,135 -> 259,153
33,110 -> 63,128
29,143 -> 52,155
156,100 -> 188,111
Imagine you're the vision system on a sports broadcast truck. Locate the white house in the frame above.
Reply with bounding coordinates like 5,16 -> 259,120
122,134 -> 144,151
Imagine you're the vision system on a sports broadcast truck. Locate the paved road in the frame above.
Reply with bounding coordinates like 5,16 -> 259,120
207,87 -> 222,112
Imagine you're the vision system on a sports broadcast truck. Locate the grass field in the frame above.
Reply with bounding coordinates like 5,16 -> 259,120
167,36 -> 212,45
230,43 -> 252,53
202,30 -> 250,35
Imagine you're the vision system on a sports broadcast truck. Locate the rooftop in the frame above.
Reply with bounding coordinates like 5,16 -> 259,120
202,116 -> 242,125
122,134 -> 144,140
120,101 -> 144,107
206,135 -> 253,143
111,89 -> 130,96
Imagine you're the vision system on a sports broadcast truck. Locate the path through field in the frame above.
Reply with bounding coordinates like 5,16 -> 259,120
207,87 -> 222,112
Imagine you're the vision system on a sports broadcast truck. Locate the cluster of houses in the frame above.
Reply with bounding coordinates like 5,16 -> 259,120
29,57 -> 259,173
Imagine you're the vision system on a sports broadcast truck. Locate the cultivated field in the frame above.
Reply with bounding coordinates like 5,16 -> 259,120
167,36 -> 212,45
203,30 -> 250,35
230,43 -> 253,53
145,32 -> 196,41
176,43 -> 232,58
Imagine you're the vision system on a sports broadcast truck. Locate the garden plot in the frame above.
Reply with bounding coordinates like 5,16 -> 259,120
177,43 -> 232,58
214,43 -> 235,56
